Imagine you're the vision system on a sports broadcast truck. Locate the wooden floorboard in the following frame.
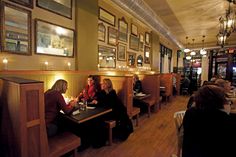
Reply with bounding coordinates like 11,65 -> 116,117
77,96 -> 189,157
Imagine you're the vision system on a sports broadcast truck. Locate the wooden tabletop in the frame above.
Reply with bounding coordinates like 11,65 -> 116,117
61,107 -> 112,124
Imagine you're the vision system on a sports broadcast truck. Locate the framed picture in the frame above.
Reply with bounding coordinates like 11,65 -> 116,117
99,7 -> 115,26
131,24 -> 138,36
98,23 -> 106,42
9,0 -> 33,8
36,0 -> 72,19
117,43 -> 126,61
108,27 -> 117,46
1,2 -> 32,55
144,46 -> 151,64
137,55 -> 143,67
145,32 -> 151,45
98,45 -> 116,68
127,52 -> 136,67
118,17 -> 128,42
129,35 -> 139,51
35,19 -> 75,57
139,34 -> 144,51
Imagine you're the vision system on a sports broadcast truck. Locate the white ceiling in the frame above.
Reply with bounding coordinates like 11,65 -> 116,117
112,0 -> 236,49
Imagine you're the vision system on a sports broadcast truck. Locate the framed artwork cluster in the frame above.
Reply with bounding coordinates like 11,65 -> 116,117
0,0 -> 74,57
98,7 -> 152,68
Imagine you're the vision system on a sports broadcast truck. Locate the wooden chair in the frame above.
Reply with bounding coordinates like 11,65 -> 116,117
130,107 -> 140,126
143,98 -> 156,117
173,110 -> 186,157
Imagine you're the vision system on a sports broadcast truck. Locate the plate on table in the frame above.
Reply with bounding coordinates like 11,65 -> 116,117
136,93 -> 146,96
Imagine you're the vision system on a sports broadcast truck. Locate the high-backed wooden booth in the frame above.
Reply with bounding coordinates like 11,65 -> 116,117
135,73 -> 160,117
0,77 -> 80,157
160,73 -> 173,102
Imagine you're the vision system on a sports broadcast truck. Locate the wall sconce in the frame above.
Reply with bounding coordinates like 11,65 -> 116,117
67,62 -> 71,70
44,61 -> 48,70
2,58 -> 8,70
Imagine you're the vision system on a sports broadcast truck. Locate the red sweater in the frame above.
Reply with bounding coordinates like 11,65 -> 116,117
44,89 -> 73,125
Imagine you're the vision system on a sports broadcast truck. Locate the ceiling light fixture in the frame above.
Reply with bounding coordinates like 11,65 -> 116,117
190,39 -> 196,56
184,36 -> 190,53
200,35 -> 207,55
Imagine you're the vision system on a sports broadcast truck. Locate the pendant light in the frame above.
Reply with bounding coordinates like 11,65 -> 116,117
184,36 -> 190,53
200,35 -> 207,55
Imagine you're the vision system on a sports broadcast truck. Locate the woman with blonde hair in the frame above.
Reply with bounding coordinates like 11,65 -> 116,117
45,79 -> 77,137
97,78 -> 133,141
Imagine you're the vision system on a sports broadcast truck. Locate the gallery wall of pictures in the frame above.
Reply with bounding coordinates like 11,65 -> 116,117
97,5 -> 152,69
0,0 -> 76,70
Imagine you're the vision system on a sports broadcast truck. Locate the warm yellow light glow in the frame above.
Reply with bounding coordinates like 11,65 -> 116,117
44,61 -> 48,65
3,58 -> 8,64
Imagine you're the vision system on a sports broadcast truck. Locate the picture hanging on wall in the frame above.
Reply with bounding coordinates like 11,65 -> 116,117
37,0 -> 72,19
131,23 -> 138,36
117,43 -> 126,61
118,17 -> 128,42
108,27 -> 117,46
144,45 -> 151,64
9,0 -> 33,8
127,52 -> 136,67
145,32 -> 150,45
129,35 -> 139,51
139,34 -> 144,51
98,23 -> 106,42
99,7 -> 115,26
35,19 -> 74,57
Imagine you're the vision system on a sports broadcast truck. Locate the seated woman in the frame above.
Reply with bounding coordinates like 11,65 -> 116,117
97,78 -> 133,141
182,85 -> 236,157
78,75 -> 100,104
45,79 -> 77,137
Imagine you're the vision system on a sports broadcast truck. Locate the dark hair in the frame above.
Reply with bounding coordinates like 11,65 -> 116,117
194,85 -> 227,110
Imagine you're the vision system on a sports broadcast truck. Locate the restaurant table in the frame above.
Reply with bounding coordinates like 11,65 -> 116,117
133,93 -> 151,100
61,107 -> 112,124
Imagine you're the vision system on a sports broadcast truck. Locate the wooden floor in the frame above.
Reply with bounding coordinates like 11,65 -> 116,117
77,95 -> 189,157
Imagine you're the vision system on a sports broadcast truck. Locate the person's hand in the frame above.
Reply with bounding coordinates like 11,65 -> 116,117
91,100 -> 98,104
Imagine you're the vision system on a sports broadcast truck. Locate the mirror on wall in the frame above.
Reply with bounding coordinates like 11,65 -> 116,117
137,55 -> 143,67
35,19 -> 74,57
127,52 -> 136,67
98,45 -> 116,68
1,2 -> 31,55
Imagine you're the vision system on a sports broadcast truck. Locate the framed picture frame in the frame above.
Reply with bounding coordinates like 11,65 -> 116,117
1,2 -> 32,55
137,55 -> 144,67
144,46 -> 151,64
139,34 -> 144,51
99,7 -> 115,26
9,0 -> 33,8
36,0 -> 72,19
108,27 -> 117,46
127,52 -> 136,67
117,43 -> 126,61
131,24 -> 138,36
98,23 -> 106,42
98,45 -> 116,68
35,19 -> 75,57
118,17 -> 128,42
145,32 -> 151,45
129,35 -> 139,51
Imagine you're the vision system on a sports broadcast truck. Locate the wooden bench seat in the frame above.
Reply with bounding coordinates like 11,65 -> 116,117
143,98 -> 156,117
130,107 -> 140,126
48,132 -> 81,157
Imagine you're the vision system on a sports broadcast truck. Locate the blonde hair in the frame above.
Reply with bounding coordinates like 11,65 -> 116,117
103,78 -> 113,92
51,79 -> 68,93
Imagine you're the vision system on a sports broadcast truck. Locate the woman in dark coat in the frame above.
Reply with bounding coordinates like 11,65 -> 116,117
98,78 -> 133,141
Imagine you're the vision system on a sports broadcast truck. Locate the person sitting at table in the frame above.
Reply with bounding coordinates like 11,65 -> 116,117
132,74 -> 148,114
78,75 -> 100,104
45,79 -> 78,137
133,74 -> 143,93
182,85 -> 236,157
97,78 -> 133,141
